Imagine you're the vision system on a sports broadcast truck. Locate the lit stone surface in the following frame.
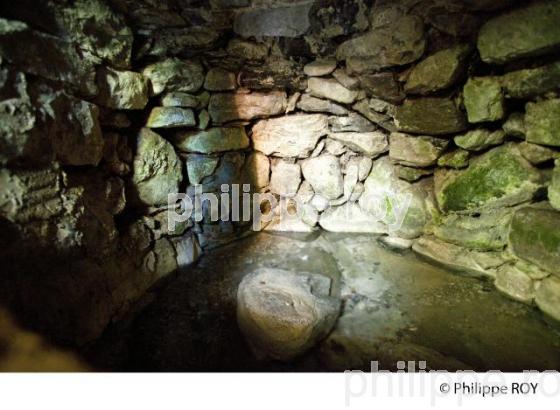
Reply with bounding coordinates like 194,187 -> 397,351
173,127 -> 249,153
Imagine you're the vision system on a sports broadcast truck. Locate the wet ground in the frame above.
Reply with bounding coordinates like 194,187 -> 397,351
89,232 -> 560,372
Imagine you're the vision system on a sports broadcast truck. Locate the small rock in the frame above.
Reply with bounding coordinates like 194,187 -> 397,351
208,91 -> 287,124
302,154 -> 344,200
525,99 -> 560,147
252,114 -> 328,158
394,98 -> 467,135
463,77 -> 505,123
160,92 -> 200,108
242,152 -> 270,190
330,131 -> 388,157
495,264 -> 535,304
454,129 -> 505,151
395,165 -> 433,182
308,77 -> 359,105
269,160 -> 301,197
173,127 -> 249,153
437,150 -> 470,169
379,236 -> 413,250
198,109 -> 210,130
518,142 -> 558,165
359,72 -> 404,104
204,67 -> 237,91
405,44 -> 471,95
502,112 -> 526,138
353,100 -> 396,131
297,94 -> 348,115
96,67 -> 149,110
146,107 -> 196,128
328,112 -> 376,132
332,68 -> 360,90
304,59 -> 337,77
226,38 -> 269,60
535,275 -> 560,322
325,138 -> 346,156
390,132 -> 448,167
233,4 -> 313,38
502,61 -> 560,99
319,202 -> 387,233
186,155 -> 219,185
142,58 -> 204,95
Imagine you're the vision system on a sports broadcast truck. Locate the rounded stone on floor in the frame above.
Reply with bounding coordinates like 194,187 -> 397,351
237,268 -> 340,361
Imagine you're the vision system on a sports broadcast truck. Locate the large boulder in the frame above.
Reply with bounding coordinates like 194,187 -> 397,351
301,154 -> 344,200
172,127 -> 249,154
404,44 -> 471,95
394,98 -> 467,135
435,144 -> 543,213
477,0 -> 560,64
509,206 -> 560,275
130,128 -> 182,206
237,268 -> 340,361
208,92 -> 287,124
142,58 -> 204,96
252,114 -> 328,158
525,99 -> 560,147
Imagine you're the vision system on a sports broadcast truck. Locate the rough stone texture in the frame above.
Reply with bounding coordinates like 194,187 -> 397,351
412,236 -> 504,278
525,99 -> 560,147
252,114 -> 328,158
243,152 -> 270,190
502,112 -> 526,138
160,92 -> 202,108
226,38 -> 269,60
301,154 -> 344,200
454,129 -> 505,151
463,77 -> 505,123
336,14 -> 425,71
304,59 -> 336,77
395,165 -> 432,182
186,155 -> 219,185
233,4 -> 312,38
319,202 -> 387,233
394,98 -> 467,135
297,94 -> 347,115
238,58 -> 306,91
269,160 -> 301,197
433,209 -> 512,251
550,160 -> 560,210
359,157 -> 429,239
328,112 -> 376,132
437,150 -> 470,169
173,127 -> 249,154
204,68 -> 237,92
519,142 -> 558,165
495,264 -> 535,304
389,133 -> 448,167
509,206 -> 560,275
477,0 -> 560,64
237,268 -> 339,361
142,59 -> 204,96
130,128 -> 182,207
329,131 -> 388,157
536,276 -> 560,321
146,107 -> 196,128
0,18 -> 97,96
435,144 -> 542,213
353,100 -> 395,132
208,92 -> 287,124
359,72 -> 404,104
96,67 -> 148,110
502,62 -> 560,99
405,45 -> 471,95
308,77 -> 359,105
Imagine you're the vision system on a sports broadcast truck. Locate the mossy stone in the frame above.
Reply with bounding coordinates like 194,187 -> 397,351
394,97 -> 467,135
525,99 -> 560,147
435,144 -> 542,212
463,77 -> 504,123
173,127 -> 249,154
437,150 -> 470,169
509,206 -> 560,275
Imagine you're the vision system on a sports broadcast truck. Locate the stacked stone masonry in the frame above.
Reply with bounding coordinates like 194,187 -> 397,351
1,0 -> 560,344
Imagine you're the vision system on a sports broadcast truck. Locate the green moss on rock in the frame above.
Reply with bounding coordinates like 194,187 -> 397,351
436,144 -> 542,212
525,99 -> 560,147
509,206 -> 560,275
463,77 -> 504,123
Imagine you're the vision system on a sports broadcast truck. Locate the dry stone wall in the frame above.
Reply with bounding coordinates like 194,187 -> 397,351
1,0 -> 560,344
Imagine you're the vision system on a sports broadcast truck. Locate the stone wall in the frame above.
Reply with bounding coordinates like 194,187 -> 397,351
1,0 -> 560,344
